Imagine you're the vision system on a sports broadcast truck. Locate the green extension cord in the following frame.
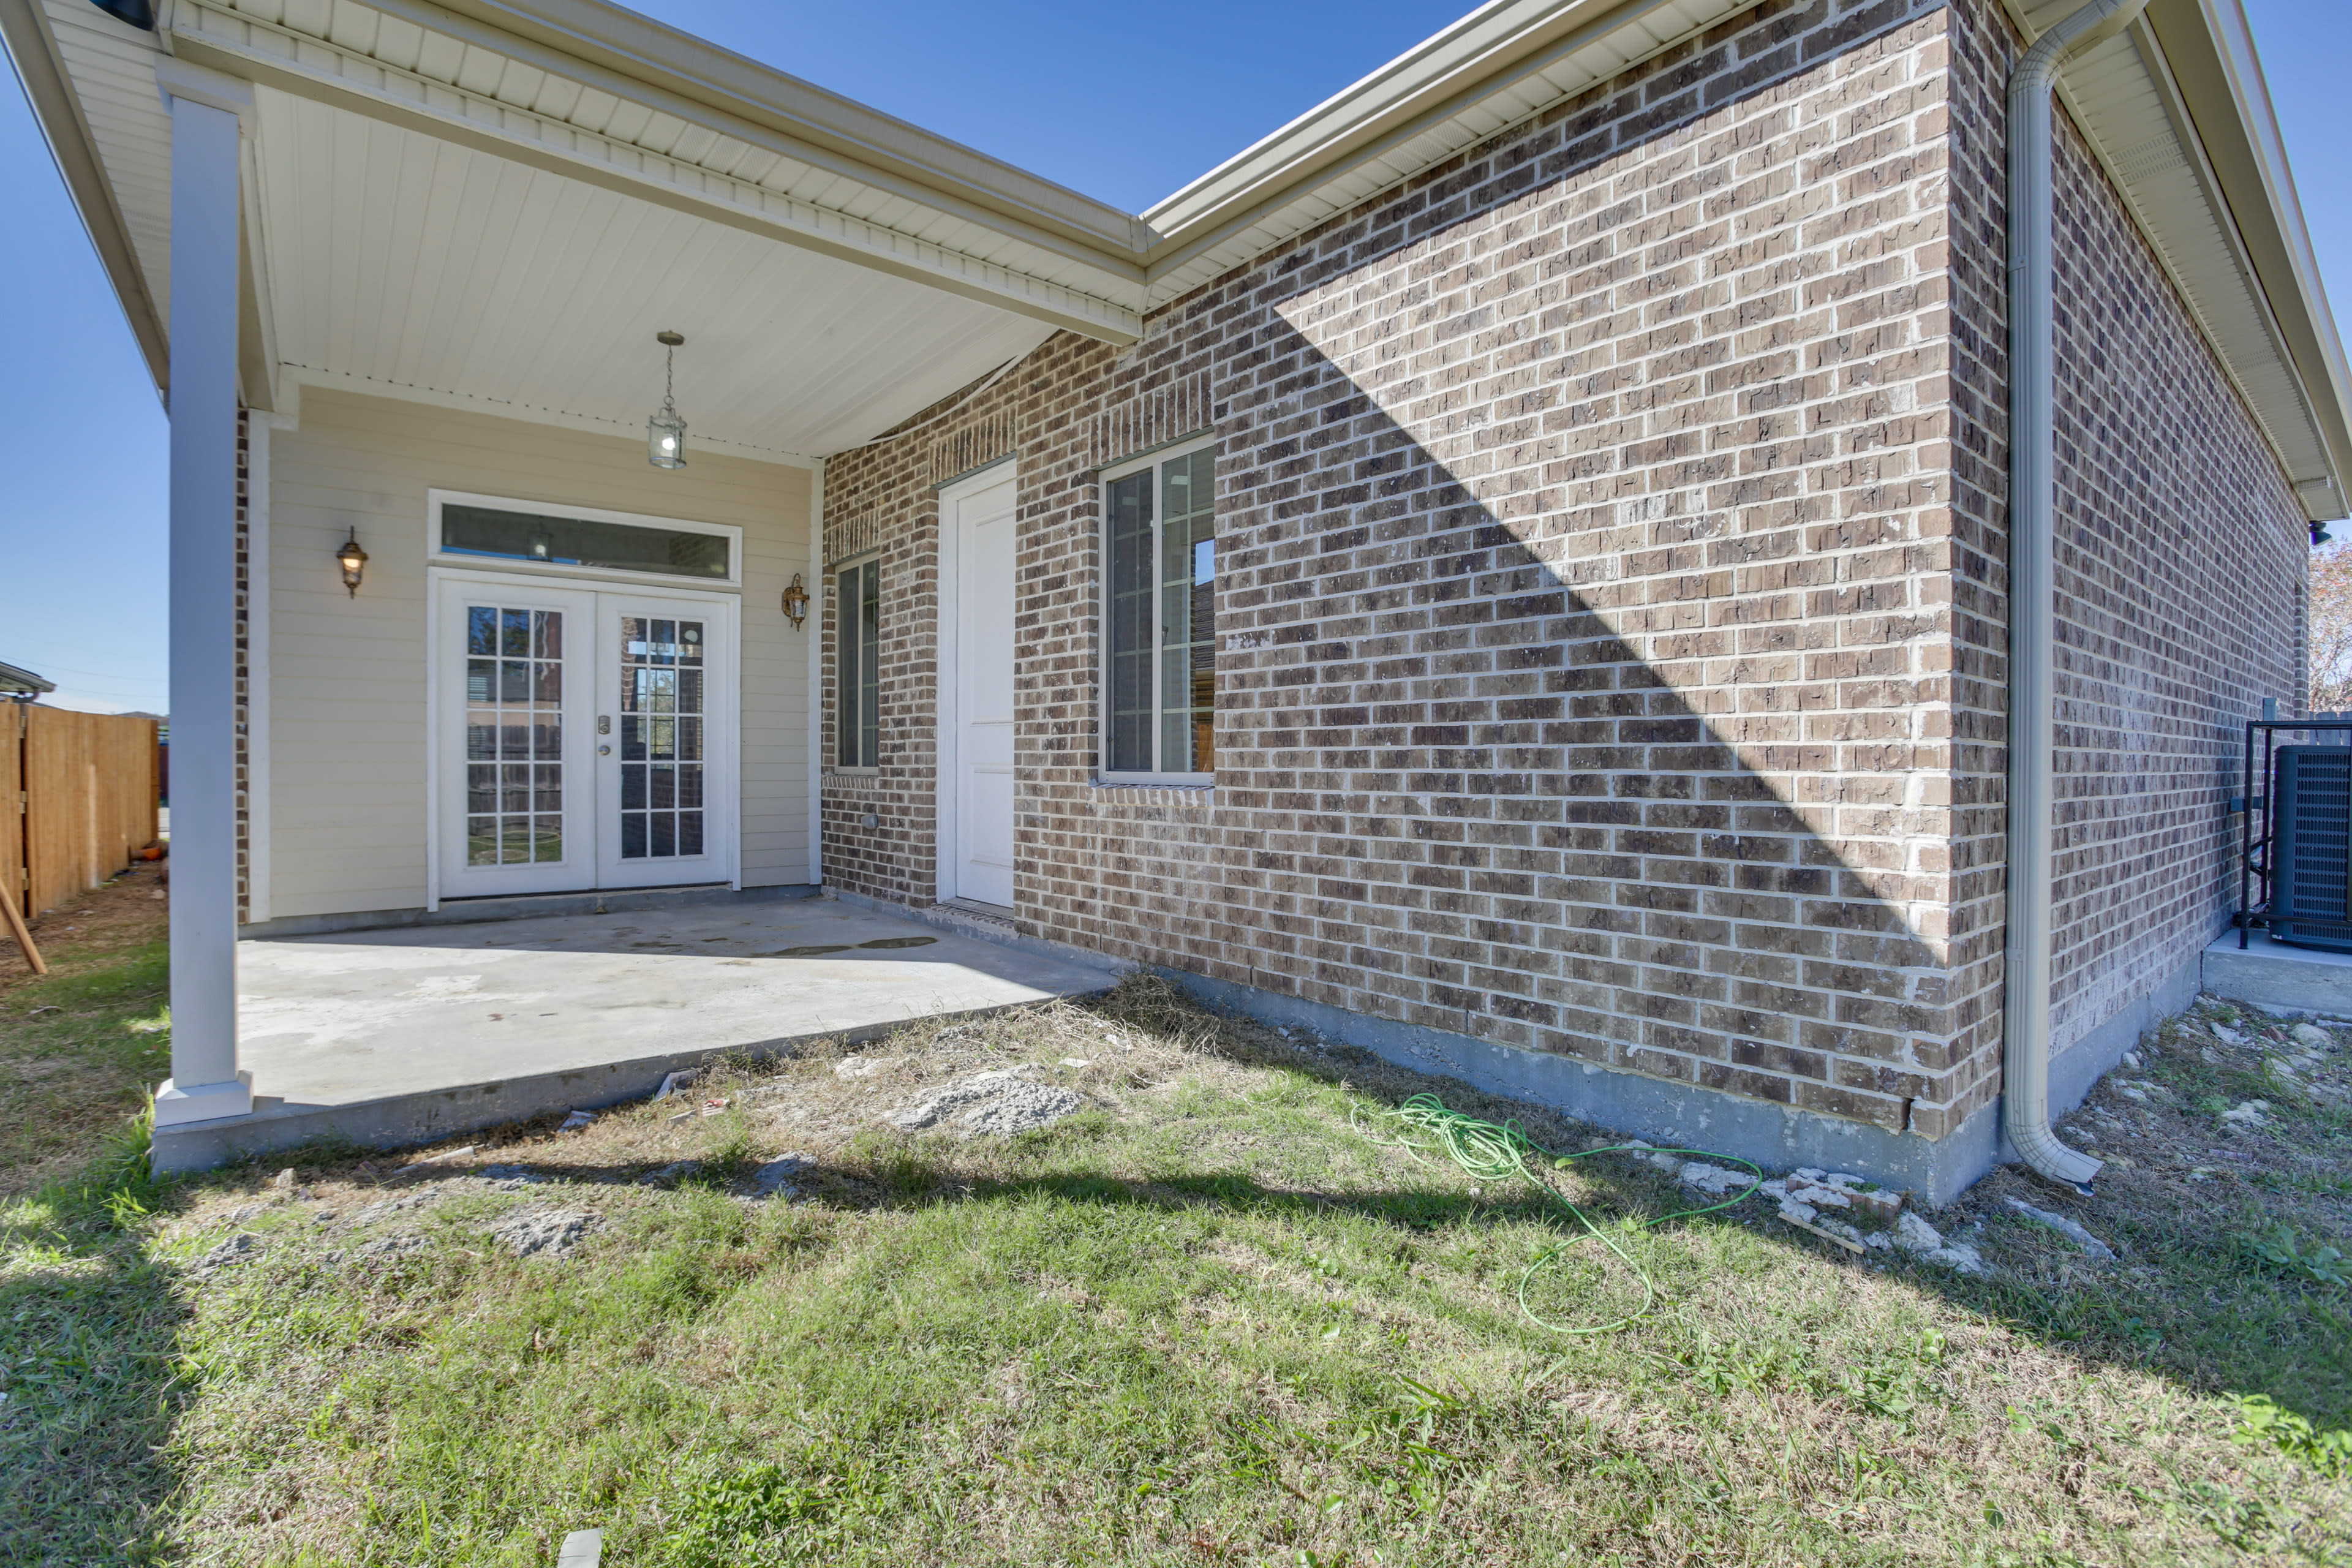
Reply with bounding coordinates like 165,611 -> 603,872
1355,1093 -> 1765,1335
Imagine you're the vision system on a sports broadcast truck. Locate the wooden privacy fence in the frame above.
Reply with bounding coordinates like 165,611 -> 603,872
3,705 -> 161,918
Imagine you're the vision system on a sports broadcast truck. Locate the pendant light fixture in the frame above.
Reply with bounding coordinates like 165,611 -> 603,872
647,329 -> 688,469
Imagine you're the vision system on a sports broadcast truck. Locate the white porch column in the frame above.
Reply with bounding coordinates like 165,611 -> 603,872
154,69 -> 253,1127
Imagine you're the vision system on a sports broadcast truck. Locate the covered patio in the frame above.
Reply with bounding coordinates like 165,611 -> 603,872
153,897 -> 1121,1170
0,0 -> 1156,1166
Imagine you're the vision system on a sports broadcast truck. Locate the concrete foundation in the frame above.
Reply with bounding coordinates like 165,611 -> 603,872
155,896 -> 1118,1172
2202,930 -> 2352,1016
1168,946 -> 2206,1208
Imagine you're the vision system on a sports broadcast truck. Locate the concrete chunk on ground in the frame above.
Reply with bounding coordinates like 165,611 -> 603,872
2003,1197 -> 2117,1260
1674,1161 -> 1754,1197
834,1055 -> 903,1080
1758,1169 -> 1907,1220
885,1069 -> 1085,1136
189,1232 -> 263,1274
749,1155 -> 810,1199
492,1207 -> 598,1259
1892,1211 -> 1990,1275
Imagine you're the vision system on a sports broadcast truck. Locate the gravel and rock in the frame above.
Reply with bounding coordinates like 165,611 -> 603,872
883,1068 -> 1087,1136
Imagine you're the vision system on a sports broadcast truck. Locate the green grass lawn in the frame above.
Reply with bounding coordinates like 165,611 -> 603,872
4,937 -> 2349,1566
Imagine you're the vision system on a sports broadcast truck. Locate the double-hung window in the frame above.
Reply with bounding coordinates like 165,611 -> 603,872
835,556 -> 881,769
1102,437 -> 1216,782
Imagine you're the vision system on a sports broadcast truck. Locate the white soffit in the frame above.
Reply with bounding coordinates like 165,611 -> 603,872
2012,0 -> 2350,518
166,0 -> 1144,344
252,90 -> 1055,459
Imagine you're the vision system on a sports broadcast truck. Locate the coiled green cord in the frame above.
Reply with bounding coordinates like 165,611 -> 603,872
1354,1093 -> 1764,1335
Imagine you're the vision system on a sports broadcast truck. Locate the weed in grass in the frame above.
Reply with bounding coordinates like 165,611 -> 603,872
2237,1222 -> 2350,1287
2233,1395 -> 2352,1479
659,1445 -> 895,1567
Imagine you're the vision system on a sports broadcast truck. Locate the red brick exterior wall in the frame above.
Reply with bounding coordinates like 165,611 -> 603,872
818,0 -> 2310,1151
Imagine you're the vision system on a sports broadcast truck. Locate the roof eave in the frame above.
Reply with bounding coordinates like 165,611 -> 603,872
0,0 -> 168,395
374,0 -> 1155,262
2145,0 -> 2352,519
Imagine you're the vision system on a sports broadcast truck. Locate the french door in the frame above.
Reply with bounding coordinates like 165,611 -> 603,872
433,574 -> 736,900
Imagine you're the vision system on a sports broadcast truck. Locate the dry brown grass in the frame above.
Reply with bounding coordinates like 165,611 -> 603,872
0,859 -> 168,1197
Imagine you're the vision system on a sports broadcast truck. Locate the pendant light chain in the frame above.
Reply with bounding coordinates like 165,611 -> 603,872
649,328 -> 688,468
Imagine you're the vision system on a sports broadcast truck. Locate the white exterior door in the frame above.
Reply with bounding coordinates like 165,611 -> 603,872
434,579 -> 598,899
432,574 -> 737,900
592,594 -> 736,889
941,472 -> 1017,907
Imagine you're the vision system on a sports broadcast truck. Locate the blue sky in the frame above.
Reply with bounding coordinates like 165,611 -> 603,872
0,0 -> 2342,712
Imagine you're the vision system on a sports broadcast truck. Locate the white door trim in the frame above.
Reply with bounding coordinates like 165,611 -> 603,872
933,463 -> 1017,907
424,567 -> 742,906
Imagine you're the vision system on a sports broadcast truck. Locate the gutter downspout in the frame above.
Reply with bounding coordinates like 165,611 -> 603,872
2003,0 -> 2150,1191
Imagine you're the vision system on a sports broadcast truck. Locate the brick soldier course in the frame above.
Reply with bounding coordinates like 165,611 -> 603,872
816,0 -> 2309,1201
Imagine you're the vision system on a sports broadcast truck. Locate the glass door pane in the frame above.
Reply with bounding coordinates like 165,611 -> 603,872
464,605 -> 567,866
616,615 -> 707,861
596,592 -> 729,890
437,578 -> 595,900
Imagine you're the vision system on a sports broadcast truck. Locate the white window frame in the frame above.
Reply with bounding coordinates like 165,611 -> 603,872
1098,434 -> 1218,785
426,488 -> 744,589
830,548 -> 884,775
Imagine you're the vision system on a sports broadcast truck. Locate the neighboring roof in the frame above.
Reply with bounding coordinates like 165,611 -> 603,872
0,661 -> 56,695
4,0 -> 2346,508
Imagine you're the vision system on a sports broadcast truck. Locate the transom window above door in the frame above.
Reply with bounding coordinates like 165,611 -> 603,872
429,491 -> 741,586
1102,437 -> 1216,782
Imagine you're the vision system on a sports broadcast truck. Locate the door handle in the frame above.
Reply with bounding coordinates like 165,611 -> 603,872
598,744 -> 612,756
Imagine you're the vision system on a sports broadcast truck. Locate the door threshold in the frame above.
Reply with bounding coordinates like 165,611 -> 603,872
937,897 -> 1016,922
242,883 -> 816,940
439,881 -> 729,905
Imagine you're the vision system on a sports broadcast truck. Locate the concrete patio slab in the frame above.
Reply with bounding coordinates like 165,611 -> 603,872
152,898 -> 1122,1172
2203,930 -> 2352,1016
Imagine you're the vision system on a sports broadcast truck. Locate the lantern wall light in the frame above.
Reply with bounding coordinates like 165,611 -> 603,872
648,329 -> 688,469
782,573 -> 809,629
334,529 -> 369,597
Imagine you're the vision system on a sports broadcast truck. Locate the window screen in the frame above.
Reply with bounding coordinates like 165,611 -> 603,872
1104,443 -> 1216,777
837,558 -> 881,767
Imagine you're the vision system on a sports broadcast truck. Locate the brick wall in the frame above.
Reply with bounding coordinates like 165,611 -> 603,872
1940,0 -> 2307,1102
820,0 -> 2310,1150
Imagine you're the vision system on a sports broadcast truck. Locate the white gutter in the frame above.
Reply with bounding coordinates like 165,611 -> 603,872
2003,0 -> 2152,1191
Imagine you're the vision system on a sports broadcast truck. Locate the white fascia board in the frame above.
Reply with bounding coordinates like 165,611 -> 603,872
165,7 -> 1145,345
1139,0 -> 1748,279
0,0 -> 169,391
285,0 -> 1153,277
2169,0 -> 2352,516
2013,0 -> 2352,519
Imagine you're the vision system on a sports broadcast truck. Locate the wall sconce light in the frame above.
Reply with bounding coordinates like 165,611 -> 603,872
782,573 -> 809,628
647,329 -> 688,469
334,529 -> 369,597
